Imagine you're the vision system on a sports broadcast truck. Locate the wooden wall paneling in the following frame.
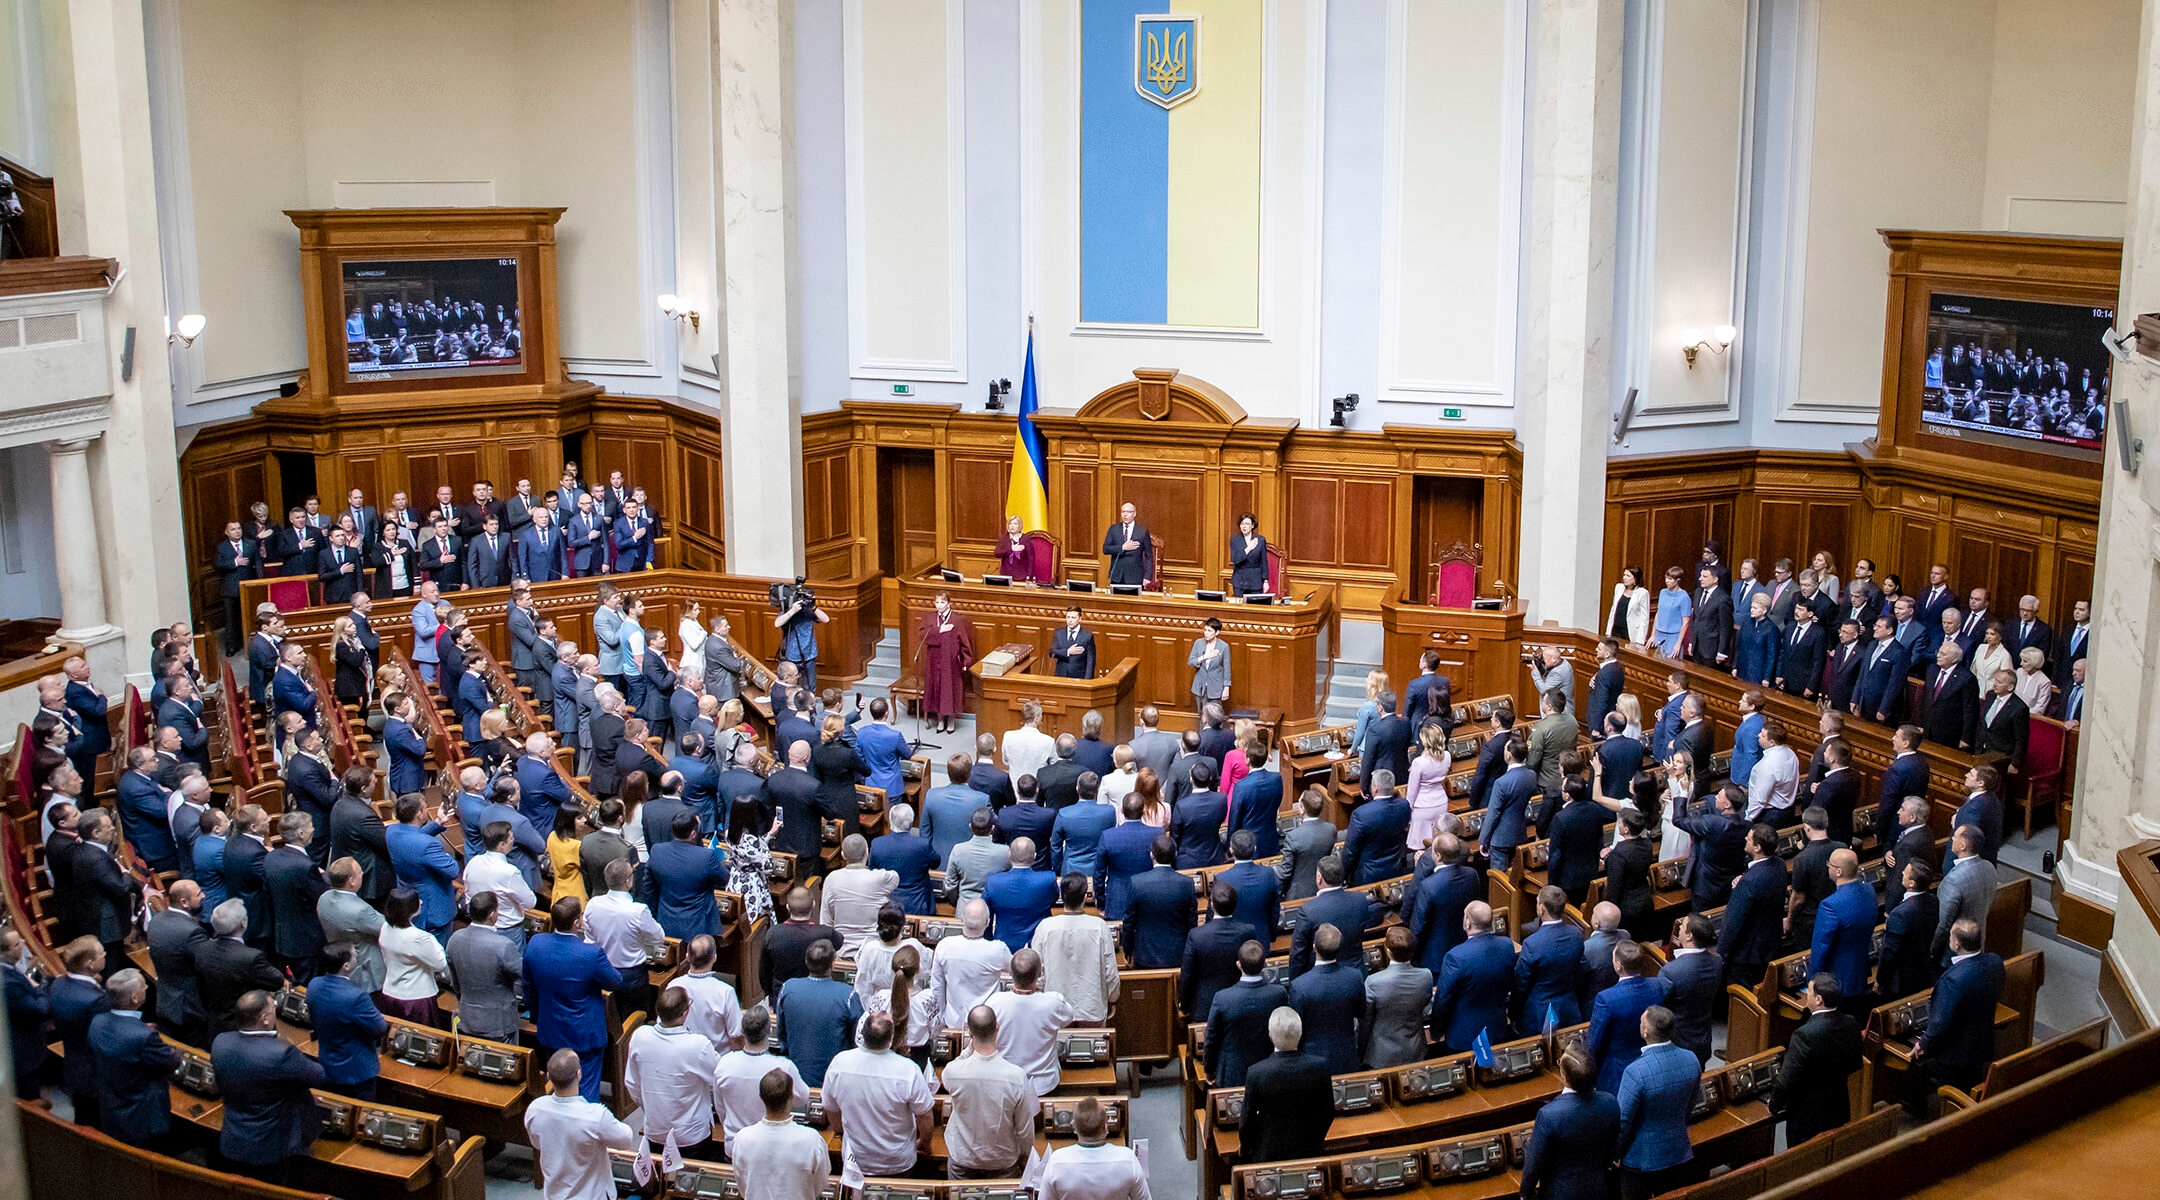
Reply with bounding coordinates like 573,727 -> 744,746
1340,479 -> 1394,570
1063,467 -> 1097,580
503,444 -> 536,492
345,457 -> 380,510
947,455 -> 1011,552
407,454 -> 444,513
2054,544 -> 2095,624
1895,516 -> 1940,589
1757,499 -> 1803,570
1287,474 -> 1341,572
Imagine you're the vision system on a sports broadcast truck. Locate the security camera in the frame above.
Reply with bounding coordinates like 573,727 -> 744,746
2102,326 -> 2139,366
986,378 -> 1012,411
1329,393 -> 1359,429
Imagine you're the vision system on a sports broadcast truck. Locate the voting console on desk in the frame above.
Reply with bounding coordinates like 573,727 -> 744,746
275,987 -> 312,1027
389,1022 -> 454,1068
1882,996 -> 1931,1040
1337,1147 -> 1423,1195
459,1036 -> 526,1083
1389,1054 -> 1471,1103
1059,1030 -> 1113,1066
1722,1048 -> 1784,1104
170,1041 -> 217,1096
609,1155 -> 847,1200
1042,1096 -> 1127,1134
1475,1034 -> 1546,1085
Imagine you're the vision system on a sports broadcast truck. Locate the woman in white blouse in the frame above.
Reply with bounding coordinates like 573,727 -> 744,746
1099,746 -> 1139,812
677,600 -> 707,680
2013,647 -> 2055,715
1614,694 -> 1645,741
1659,750 -> 1697,860
1969,622 -> 2012,694
1608,567 -> 1651,647
377,886 -> 451,1026
856,944 -> 939,1065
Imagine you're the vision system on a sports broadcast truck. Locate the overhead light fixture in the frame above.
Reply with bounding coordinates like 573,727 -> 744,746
1680,324 -> 1736,369
657,294 -> 700,332
167,313 -> 206,346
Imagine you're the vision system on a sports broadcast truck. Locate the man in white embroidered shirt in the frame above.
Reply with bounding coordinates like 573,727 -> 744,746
821,1012 -> 935,1179
464,822 -> 537,947
733,1068 -> 833,1200
941,1005 -> 1037,1179
714,1007 -> 807,1157
1002,700 -> 1056,786
674,934 -> 745,1051
1031,873 -> 1120,1022
1744,719 -> 1802,826
1039,1097 -> 1150,1200
582,859 -> 667,1019
623,986 -> 724,1161
984,949 -> 1076,1097
933,899 -> 1013,1029
524,1050 -> 636,1200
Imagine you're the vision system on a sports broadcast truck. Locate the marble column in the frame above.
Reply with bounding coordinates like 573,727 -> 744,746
62,0 -> 190,680
2062,0 -> 2160,914
1516,0 -> 1625,631
46,438 -> 115,640
710,0 -> 804,580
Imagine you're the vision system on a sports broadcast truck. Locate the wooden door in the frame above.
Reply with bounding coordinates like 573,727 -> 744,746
878,449 -> 940,580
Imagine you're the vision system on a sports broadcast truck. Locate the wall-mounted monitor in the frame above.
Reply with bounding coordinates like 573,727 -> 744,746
1917,292 -> 2112,463
341,257 -> 525,384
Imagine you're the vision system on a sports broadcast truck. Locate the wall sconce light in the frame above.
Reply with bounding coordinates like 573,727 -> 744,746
657,294 -> 700,332
166,313 -> 206,346
1680,324 -> 1735,369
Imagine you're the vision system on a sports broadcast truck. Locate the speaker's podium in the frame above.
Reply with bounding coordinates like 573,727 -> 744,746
972,645 -> 1140,744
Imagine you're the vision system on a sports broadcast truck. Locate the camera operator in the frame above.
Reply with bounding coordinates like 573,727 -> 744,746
772,577 -> 830,690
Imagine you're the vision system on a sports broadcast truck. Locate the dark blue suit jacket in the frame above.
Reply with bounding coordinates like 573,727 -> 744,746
213,1029 -> 325,1164
1169,792 -> 1229,869
270,667 -> 318,730
1717,856 -> 1789,969
1546,797 -> 1608,895
993,803 -> 1056,858
1674,808 -> 1749,908
116,769 -> 177,869
1432,933 -> 1516,1052
1097,820 -> 1159,920
5,963 -> 50,1082
1954,791 -> 2005,863
523,932 -> 624,1052
1856,638 -> 1912,720
1290,887 -> 1378,976
1228,771 -> 1284,859
1657,951 -> 1723,1061
983,868 -> 1059,951
516,527 -> 569,582
223,834 -> 271,943
1180,917 -> 1258,1019
1876,753 -> 1932,845
1616,1041 -> 1701,1171
309,973 -> 387,1085
515,754 -> 573,836
1649,693 -> 1686,760
1586,661 -> 1625,734
1485,766 -> 1538,851
383,717 -> 429,796
1522,1089 -> 1620,1200
647,841 -> 731,940
1588,974 -> 1670,1094
456,669 -> 491,743
1123,866 -> 1197,969
869,832 -> 939,915
1809,880 -> 1881,997
1409,864 -> 1482,975
1342,796 -> 1411,884
551,661 -> 582,739
386,822 -> 459,930
1514,920 -> 1587,1031
1203,979 -> 1287,1087
89,1011 -> 180,1142
51,975 -> 109,1106
192,834 -> 229,911
1216,862 -> 1281,942
1288,960 -> 1365,1074
1922,951 -> 2005,1087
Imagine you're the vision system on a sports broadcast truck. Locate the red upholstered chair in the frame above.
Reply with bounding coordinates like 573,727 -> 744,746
1427,540 -> 1482,608
1264,544 -> 1285,595
1145,534 -> 1166,592
1022,530 -> 1062,584
264,577 -> 314,611
2018,715 -> 2070,837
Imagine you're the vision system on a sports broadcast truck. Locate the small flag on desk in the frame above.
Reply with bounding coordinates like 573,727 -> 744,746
1544,1003 -> 1559,1036
1472,1028 -> 1494,1068
1004,319 -> 1049,534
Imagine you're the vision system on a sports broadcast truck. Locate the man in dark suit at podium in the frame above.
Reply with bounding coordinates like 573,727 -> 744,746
1100,502 -> 1152,586
1052,606 -> 1096,678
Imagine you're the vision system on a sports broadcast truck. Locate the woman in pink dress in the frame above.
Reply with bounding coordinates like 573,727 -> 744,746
996,515 -> 1033,581
1220,721 -> 1259,796
1404,723 -> 1454,848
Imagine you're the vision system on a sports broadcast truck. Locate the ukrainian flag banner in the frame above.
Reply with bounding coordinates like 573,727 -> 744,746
1005,324 -> 1050,533
1080,2 -> 1262,328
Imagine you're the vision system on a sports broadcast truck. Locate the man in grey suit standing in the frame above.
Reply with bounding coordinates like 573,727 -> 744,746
1528,646 -> 1576,717
1362,927 -> 1434,1069
1932,825 -> 1999,965
703,614 -> 748,704
1129,705 -> 1180,781
1189,618 -> 1232,708
1275,789 -> 1337,901
508,586 -> 546,700
445,891 -> 526,1042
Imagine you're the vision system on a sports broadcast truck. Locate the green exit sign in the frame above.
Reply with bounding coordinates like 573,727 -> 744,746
890,383 -> 914,396
1439,406 -> 1466,421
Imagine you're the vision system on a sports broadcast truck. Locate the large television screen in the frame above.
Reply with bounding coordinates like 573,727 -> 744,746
341,257 -> 524,383
1919,292 -> 2112,460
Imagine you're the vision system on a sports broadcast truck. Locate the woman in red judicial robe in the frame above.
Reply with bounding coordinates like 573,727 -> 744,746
997,515 -> 1034,582
917,590 -> 976,734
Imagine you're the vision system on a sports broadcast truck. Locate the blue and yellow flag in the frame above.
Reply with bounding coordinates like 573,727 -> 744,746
1005,325 -> 1049,532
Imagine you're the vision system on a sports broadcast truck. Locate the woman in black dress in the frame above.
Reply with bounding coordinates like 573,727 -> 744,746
811,713 -> 868,841
331,615 -> 373,708
1228,512 -> 1269,596
370,523 -> 416,598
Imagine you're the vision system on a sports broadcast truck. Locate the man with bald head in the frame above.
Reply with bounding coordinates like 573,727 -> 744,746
88,968 -> 182,1150
145,879 -> 211,1045
767,738 -> 825,871
823,1012 -> 936,1178
985,949 -> 1077,1096
1432,901 -> 1517,1053
983,837 -> 1056,951
819,834 -> 898,957
524,1048 -> 636,1200
1809,847 -> 1880,1006
933,899 -> 1014,1027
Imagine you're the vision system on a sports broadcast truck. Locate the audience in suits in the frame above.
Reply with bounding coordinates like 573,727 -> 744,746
1520,1046 -> 1621,1200
1919,919 -> 2007,1094
1615,1006 -> 1701,1199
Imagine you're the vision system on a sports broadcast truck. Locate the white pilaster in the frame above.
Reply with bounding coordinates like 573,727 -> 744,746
711,0 -> 804,580
1517,0 -> 1625,629
46,438 -> 115,641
